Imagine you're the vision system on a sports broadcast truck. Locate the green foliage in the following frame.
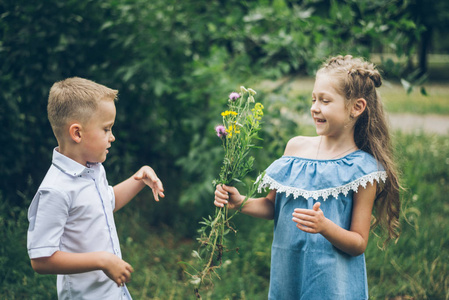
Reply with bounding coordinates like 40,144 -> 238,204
1,0 -> 448,298
0,0 -> 427,210
0,196 -> 56,299
366,132 -> 449,299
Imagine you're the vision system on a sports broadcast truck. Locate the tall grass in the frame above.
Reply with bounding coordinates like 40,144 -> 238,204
4,131 -> 447,299
119,132 -> 449,299
366,132 -> 449,299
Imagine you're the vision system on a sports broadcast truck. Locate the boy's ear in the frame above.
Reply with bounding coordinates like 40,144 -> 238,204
351,98 -> 367,118
69,123 -> 82,143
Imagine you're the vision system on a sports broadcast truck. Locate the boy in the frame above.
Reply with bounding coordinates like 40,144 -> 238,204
27,77 -> 165,299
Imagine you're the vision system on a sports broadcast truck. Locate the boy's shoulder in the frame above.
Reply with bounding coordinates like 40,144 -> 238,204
36,163 -> 77,196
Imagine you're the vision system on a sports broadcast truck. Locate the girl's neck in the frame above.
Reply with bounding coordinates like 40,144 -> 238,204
315,135 -> 358,160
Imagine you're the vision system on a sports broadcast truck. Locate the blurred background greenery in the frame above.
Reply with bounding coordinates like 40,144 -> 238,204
1,0 -> 448,299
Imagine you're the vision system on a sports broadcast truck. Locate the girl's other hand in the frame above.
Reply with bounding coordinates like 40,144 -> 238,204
214,184 -> 244,210
292,202 -> 329,233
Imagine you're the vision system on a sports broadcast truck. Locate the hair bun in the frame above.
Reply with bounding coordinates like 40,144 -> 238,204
369,71 -> 382,88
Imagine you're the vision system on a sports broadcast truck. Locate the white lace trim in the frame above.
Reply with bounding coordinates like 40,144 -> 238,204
257,171 -> 387,201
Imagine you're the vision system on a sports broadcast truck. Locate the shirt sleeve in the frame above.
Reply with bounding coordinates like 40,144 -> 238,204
27,188 -> 71,259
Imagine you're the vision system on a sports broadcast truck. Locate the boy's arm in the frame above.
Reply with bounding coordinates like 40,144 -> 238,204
31,251 -> 134,287
113,165 -> 165,212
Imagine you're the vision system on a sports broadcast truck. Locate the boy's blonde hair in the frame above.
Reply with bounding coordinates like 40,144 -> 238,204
48,77 -> 118,140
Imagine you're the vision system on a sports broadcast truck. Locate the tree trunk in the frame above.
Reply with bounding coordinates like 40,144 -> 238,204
418,26 -> 432,76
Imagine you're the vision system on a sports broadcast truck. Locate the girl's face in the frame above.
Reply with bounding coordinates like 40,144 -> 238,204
311,73 -> 352,137
79,100 -> 116,165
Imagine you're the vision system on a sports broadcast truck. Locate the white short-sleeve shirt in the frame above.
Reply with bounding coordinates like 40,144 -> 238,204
27,148 -> 132,300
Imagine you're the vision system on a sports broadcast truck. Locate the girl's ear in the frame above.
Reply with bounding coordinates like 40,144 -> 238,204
351,98 -> 367,118
69,123 -> 82,143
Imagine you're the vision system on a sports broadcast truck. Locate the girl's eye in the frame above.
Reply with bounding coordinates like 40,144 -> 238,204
104,128 -> 111,132
311,99 -> 316,103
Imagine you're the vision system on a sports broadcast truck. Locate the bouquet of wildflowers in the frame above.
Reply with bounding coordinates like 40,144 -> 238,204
187,86 -> 264,294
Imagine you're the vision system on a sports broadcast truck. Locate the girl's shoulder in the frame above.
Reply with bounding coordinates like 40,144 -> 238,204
284,136 -> 320,158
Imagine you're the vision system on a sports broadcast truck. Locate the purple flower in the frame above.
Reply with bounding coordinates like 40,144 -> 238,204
215,125 -> 227,138
229,92 -> 240,101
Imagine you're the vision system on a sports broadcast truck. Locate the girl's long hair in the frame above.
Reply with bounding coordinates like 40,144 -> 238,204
319,55 -> 402,244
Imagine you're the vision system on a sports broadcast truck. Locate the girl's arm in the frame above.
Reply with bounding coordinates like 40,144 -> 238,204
214,185 -> 276,220
113,166 -> 164,212
292,182 -> 377,256
30,251 -> 134,287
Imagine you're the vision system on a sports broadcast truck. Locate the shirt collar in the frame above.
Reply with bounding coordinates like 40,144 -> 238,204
52,147 -> 99,178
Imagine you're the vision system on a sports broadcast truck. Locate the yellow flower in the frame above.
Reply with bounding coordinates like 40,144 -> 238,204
226,125 -> 233,138
221,110 -> 238,117
225,123 -> 241,138
233,124 -> 240,134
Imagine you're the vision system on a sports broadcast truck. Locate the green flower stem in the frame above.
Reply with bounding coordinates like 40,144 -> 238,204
193,87 -> 264,294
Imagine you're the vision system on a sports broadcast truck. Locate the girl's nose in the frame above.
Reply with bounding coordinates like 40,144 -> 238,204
110,132 -> 116,142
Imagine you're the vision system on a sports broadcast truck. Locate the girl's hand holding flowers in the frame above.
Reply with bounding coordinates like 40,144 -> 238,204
214,184 -> 245,210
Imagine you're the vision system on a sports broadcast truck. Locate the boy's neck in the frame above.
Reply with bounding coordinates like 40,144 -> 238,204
57,142 -> 88,167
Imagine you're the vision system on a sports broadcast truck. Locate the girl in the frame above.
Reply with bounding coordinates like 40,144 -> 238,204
214,55 -> 401,299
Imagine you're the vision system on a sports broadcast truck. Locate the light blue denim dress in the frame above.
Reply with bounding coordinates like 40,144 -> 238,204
258,150 -> 387,300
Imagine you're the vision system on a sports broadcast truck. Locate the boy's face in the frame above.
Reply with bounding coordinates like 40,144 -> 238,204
79,100 -> 116,165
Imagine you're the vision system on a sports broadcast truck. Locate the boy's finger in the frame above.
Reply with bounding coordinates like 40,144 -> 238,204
156,179 -> 164,191
153,190 -> 160,201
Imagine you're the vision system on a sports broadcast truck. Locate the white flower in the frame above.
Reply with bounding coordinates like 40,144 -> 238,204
240,86 -> 248,94
248,96 -> 255,103
191,250 -> 201,259
189,275 -> 201,286
247,88 -> 257,95
223,259 -> 232,268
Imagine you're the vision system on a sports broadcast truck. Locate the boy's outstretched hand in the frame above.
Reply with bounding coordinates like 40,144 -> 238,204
134,166 -> 165,201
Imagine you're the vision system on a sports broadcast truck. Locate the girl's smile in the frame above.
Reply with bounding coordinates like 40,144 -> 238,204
311,73 -> 352,138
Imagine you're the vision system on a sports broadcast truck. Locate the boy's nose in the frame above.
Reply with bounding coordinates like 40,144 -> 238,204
310,102 -> 320,113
